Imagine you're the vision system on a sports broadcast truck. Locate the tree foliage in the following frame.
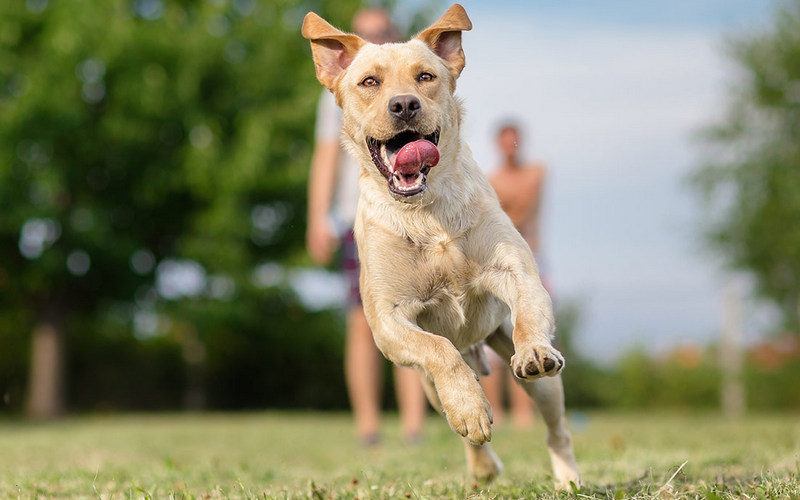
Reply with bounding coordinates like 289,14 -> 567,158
693,0 -> 800,329
0,0 -> 360,413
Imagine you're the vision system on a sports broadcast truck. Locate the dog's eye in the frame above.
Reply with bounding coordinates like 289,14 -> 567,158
418,72 -> 435,82
360,77 -> 379,87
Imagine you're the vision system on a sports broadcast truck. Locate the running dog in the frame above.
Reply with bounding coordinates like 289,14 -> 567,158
302,4 -> 580,488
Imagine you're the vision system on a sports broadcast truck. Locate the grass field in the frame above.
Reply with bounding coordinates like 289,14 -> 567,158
2,411 -> 799,499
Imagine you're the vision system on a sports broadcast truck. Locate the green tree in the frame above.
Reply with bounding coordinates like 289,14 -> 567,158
693,0 -> 800,331
0,0 -> 359,417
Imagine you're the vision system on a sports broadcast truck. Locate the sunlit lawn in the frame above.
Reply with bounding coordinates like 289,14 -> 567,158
2,411 -> 799,499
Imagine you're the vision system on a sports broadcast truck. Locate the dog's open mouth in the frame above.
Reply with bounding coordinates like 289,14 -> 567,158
366,129 -> 440,197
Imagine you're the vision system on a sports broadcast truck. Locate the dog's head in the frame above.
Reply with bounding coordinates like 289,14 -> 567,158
302,4 -> 472,202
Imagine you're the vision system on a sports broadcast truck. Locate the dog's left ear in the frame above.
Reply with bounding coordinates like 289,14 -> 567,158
302,12 -> 366,90
415,4 -> 472,79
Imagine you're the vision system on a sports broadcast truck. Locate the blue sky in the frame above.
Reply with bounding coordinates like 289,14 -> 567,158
446,0 -> 779,361
468,0 -> 772,30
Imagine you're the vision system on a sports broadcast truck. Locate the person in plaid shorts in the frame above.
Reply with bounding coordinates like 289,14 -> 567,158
305,8 -> 426,446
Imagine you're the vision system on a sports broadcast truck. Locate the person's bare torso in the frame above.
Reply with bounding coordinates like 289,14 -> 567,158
490,163 -> 544,251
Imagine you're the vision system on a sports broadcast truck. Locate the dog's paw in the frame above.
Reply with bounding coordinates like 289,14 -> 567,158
548,430 -> 581,490
552,456 -> 581,491
466,443 -> 504,483
510,343 -> 564,380
439,377 -> 493,445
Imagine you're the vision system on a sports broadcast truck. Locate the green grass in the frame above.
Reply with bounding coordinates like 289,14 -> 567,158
1,411 -> 799,499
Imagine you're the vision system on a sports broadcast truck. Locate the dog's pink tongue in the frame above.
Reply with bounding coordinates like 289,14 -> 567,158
393,139 -> 439,174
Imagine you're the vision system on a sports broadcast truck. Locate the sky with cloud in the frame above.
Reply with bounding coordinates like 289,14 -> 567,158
448,0 -> 779,361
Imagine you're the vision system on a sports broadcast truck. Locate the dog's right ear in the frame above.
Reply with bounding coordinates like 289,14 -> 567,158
302,12 -> 366,90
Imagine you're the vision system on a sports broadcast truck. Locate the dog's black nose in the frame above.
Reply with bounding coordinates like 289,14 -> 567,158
388,95 -> 421,122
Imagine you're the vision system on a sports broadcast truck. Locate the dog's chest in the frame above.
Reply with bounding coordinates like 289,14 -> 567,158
412,234 -> 507,349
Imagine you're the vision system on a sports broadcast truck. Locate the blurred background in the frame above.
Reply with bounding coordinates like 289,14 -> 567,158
1,0 -> 799,420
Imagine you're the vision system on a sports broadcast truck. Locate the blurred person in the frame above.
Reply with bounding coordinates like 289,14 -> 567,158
479,122 -> 545,429
306,8 -> 426,446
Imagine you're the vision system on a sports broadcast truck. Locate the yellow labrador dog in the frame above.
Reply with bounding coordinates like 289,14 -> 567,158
302,4 -> 580,488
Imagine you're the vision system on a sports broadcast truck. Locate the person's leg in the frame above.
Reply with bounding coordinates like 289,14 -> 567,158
508,369 -> 536,429
393,365 -> 426,442
479,346 -> 507,427
345,305 -> 383,444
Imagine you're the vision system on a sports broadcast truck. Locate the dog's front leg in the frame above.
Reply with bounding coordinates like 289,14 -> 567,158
417,371 -> 503,482
368,309 -> 493,445
479,245 -> 564,381
480,245 -> 581,488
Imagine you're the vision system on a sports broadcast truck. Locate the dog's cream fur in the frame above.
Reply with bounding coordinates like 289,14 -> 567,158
303,4 -> 580,488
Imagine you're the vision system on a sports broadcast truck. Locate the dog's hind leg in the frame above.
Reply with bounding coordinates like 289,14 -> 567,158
463,440 -> 504,483
522,375 -> 580,489
486,321 -> 581,489
418,370 -> 503,482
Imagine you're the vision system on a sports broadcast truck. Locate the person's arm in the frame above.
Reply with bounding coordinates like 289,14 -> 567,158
307,91 -> 345,265
519,166 -> 545,252
306,140 -> 341,265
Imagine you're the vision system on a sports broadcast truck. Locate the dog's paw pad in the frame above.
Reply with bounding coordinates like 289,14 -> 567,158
511,344 -> 564,380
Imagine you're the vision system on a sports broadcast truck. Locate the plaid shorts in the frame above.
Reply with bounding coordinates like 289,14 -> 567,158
340,230 -> 361,307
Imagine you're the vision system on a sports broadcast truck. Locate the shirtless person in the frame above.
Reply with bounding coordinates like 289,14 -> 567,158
490,123 -> 545,255
480,122 -> 545,429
